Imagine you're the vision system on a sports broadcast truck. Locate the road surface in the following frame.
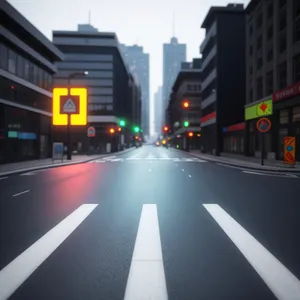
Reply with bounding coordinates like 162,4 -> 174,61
0,145 -> 300,300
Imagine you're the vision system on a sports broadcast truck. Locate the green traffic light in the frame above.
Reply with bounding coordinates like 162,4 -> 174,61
184,121 -> 189,127
119,120 -> 126,127
133,126 -> 140,133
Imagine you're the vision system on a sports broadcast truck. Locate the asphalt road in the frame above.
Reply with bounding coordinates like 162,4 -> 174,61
0,145 -> 300,300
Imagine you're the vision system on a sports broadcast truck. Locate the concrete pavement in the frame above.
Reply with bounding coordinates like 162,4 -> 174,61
0,146 -> 299,299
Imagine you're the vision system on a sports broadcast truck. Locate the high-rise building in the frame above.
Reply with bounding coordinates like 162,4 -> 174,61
162,37 -> 186,112
154,86 -> 163,135
121,45 -> 150,137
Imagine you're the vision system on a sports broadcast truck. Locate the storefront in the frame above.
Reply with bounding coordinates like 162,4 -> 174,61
273,82 -> 300,162
244,98 -> 273,158
222,122 -> 245,154
0,104 -> 51,164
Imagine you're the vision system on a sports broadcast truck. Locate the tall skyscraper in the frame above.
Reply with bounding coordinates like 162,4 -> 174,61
121,44 -> 150,137
154,86 -> 163,135
162,37 -> 186,111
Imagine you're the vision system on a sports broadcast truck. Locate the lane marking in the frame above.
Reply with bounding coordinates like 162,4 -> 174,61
103,156 -> 116,160
110,158 -> 122,162
0,204 -> 98,300
20,172 -> 36,176
189,175 -> 192,178
203,204 -> 300,300
243,170 -> 299,178
0,177 -> 8,181
181,169 -> 184,172
12,190 -> 30,197
124,204 -> 168,300
149,169 -> 152,172
127,157 -> 141,160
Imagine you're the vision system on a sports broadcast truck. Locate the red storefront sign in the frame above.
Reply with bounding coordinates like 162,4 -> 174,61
273,82 -> 300,102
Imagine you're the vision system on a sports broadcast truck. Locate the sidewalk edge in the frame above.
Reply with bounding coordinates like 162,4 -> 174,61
0,147 -> 135,177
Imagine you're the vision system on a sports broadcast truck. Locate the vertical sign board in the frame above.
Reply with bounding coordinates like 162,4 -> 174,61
284,137 -> 296,165
87,126 -> 96,137
52,142 -> 64,162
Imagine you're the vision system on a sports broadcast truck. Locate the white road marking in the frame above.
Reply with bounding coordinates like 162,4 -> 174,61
173,158 -> 180,161
146,157 -> 157,160
243,171 -> 298,178
181,169 -> 184,171
124,204 -> 168,300
20,172 -> 36,176
127,157 -> 141,160
110,158 -> 122,162
12,190 -> 30,197
149,169 -> 152,172
160,157 -> 171,160
0,204 -> 98,300
189,175 -> 192,178
103,156 -> 116,160
0,177 -> 8,181
184,158 -> 194,162
203,204 -> 300,300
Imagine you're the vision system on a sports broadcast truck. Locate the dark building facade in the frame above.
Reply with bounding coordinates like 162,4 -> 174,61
166,60 -> 202,150
200,4 -> 246,155
0,0 -> 63,164
52,28 -> 141,154
245,0 -> 300,162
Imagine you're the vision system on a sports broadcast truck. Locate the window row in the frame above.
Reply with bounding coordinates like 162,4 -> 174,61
0,43 -> 53,91
186,84 -> 201,92
88,104 -> 113,112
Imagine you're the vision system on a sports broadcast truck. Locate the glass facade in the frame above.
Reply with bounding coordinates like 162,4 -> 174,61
0,42 -> 53,91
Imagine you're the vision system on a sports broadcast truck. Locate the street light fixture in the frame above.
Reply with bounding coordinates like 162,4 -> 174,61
66,71 -> 89,160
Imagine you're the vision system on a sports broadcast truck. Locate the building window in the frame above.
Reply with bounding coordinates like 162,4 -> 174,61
249,25 -> 253,35
16,55 -> 24,78
280,109 -> 289,124
249,66 -> 253,75
106,104 -> 113,111
279,0 -> 286,9
33,65 -> 39,85
8,49 -> 16,74
267,49 -> 273,62
256,77 -> 263,100
279,33 -> 287,53
28,61 -> 34,83
249,45 -> 253,55
279,9 -> 287,31
295,0 -> 300,18
278,62 -> 287,89
293,106 -> 300,122
24,59 -> 30,81
256,13 -> 263,29
249,88 -> 253,102
257,57 -> 263,70
257,35 -> 262,50
267,26 -> 273,40
0,44 -> 8,70
187,84 -> 192,91
294,54 -> 300,83
267,3 -> 273,19
38,68 -> 44,88
266,71 -> 273,95
294,17 -> 300,43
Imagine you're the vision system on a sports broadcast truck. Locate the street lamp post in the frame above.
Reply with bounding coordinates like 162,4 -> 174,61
66,71 -> 88,160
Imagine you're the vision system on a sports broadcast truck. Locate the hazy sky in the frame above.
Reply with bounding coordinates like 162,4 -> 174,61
8,0 -> 250,134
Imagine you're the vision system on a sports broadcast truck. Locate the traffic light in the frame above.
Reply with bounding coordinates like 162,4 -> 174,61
163,126 -> 168,132
182,100 -> 189,108
119,120 -> 126,127
188,132 -> 194,137
109,128 -> 115,134
135,136 -> 139,140
133,126 -> 140,133
118,127 -> 122,132
183,121 -> 189,127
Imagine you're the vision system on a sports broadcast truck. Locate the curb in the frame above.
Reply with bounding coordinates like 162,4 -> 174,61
0,147 -> 136,177
172,148 -> 300,173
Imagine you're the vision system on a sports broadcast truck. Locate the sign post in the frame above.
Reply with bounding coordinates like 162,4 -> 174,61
52,87 -> 87,160
284,137 -> 296,166
256,118 -> 272,165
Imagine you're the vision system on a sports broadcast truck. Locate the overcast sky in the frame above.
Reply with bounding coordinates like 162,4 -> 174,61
8,0 -> 250,135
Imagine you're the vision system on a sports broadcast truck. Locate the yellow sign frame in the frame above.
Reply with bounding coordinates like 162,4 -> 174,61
53,87 -> 87,126
284,136 -> 296,165
245,99 -> 273,121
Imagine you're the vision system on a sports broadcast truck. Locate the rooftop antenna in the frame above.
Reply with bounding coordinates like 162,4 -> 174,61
88,11 -> 91,24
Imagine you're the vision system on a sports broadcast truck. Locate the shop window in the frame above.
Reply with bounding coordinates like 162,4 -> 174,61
293,54 -> 300,83
278,62 -> 287,89
0,44 -> 8,70
16,55 -> 24,78
293,106 -> 300,122
8,49 -> 16,74
256,77 -> 263,100
266,71 -> 273,95
280,109 -> 289,124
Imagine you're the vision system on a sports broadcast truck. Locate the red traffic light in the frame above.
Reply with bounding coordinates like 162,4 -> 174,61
118,127 -> 122,132
163,126 -> 168,132
182,100 -> 189,108
109,128 -> 115,134
135,136 -> 139,140
188,132 -> 194,137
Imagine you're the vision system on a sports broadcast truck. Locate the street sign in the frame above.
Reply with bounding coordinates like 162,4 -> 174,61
53,87 -> 87,126
245,99 -> 273,120
87,126 -> 96,137
63,99 -> 77,113
256,118 -> 271,133
284,137 -> 296,165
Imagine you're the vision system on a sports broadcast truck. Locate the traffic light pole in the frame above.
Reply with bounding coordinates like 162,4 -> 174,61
67,114 -> 72,160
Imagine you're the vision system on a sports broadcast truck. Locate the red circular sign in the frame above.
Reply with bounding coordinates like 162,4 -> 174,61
256,118 -> 271,133
87,126 -> 96,137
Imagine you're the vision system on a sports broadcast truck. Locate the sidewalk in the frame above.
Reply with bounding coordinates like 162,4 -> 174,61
187,150 -> 300,172
0,148 -> 135,176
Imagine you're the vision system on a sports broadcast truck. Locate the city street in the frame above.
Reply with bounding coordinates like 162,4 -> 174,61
0,145 -> 300,300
